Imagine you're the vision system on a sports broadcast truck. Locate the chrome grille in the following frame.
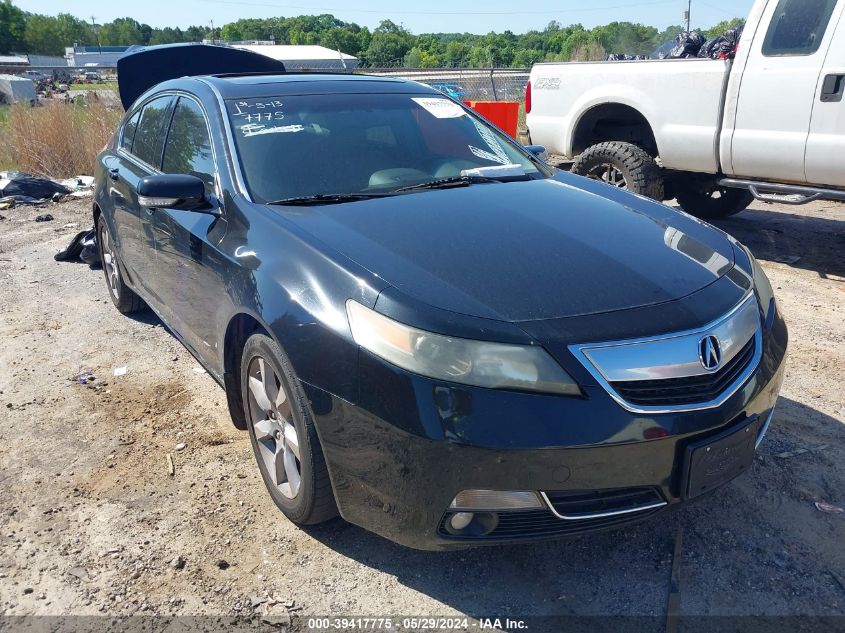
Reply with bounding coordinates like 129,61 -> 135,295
612,336 -> 756,407
569,293 -> 763,413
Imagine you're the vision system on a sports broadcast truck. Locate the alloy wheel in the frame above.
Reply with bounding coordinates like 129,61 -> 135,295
246,356 -> 301,499
587,163 -> 628,188
99,224 -> 120,298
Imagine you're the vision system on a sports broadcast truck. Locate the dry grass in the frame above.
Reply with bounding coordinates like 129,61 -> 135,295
0,100 -> 122,178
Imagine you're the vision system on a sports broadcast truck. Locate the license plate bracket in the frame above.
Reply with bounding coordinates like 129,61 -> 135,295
682,416 -> 759,499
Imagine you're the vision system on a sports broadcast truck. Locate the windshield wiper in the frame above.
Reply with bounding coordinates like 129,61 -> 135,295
267,193 -> 396,206
393,175 -> 499,193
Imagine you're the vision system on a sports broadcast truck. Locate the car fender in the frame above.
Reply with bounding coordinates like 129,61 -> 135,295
215,203 -> 389,408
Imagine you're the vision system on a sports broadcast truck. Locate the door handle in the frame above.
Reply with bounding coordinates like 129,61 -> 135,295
108,168 -> 120,181
821,74 -> 845,103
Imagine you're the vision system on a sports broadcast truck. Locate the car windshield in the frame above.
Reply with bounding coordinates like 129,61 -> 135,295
226,92 -> 548,203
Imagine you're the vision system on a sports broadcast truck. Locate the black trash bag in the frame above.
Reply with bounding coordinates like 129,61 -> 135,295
55,227 -> 101,267
722,23 -> 745,57
698,37 -> 722,59
669,31 -> 706,58
698,23 -> 745,60
0,173 -> 70,203
55,230 -> 89,261
79,233 -> 101,267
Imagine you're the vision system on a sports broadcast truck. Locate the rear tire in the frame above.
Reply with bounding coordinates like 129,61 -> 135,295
571,141 -> 664,201
673,176 -> 754,219
96,216 -> 146,314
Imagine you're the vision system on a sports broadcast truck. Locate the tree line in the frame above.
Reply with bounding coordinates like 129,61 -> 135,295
0,0 -> 743,67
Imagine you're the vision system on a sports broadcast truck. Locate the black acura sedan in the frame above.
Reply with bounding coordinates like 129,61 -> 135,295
94,45 -> 787,550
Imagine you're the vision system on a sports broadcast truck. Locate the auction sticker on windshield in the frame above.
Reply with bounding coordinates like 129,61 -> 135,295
412,97 -> 466,118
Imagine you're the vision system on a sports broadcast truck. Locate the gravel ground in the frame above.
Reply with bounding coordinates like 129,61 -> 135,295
0,195 -> 843,630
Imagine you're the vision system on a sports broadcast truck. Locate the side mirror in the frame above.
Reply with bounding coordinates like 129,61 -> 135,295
525,145 -> 548,161
137,174 -> 219,215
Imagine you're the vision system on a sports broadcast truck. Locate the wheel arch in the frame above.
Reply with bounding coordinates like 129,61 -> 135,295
222,311 -> 274,430
571,102 -> 658,158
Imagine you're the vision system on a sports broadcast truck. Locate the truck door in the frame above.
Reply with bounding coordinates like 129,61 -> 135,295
805,4 -> 845,187
729,0 -> 840,183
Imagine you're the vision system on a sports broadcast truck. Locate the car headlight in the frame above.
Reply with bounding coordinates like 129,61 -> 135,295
346,300 -> 581,396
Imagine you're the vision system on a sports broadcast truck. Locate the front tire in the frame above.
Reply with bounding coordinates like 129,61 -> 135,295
241,333 -> 337,525
673,175 -> 754,219
96,216 -> 146,314
571,141 -> 664,201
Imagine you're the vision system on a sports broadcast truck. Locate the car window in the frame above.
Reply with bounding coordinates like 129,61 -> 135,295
226,93 -> 548,203
119,110 -> 141,153
762,0 -> 838,56
162,97 -> 216,192
131,95 -> 175,168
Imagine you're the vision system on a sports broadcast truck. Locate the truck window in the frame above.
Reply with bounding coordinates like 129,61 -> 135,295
762,0 -> 838,56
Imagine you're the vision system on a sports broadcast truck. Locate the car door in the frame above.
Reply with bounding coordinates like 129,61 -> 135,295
149,95 -> 226,361
805,3 -> 845,187
103,109 -> 143,279
729,0 -> 840,183
108,94 -> 175,301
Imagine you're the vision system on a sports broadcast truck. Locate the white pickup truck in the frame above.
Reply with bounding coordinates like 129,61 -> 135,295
526,0 -> 845,218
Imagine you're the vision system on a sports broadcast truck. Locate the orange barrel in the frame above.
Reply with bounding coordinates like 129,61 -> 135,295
464,101 -> 520,139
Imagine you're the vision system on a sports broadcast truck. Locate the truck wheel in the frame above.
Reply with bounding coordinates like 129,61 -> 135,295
571,142 -> 664,201
674,177 -> 754,219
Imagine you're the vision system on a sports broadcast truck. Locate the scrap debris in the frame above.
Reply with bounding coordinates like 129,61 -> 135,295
0,171 -> 70,205
815,502 -> 844,514
776,445 -> 829,459
71,370 -> 97,386
54,228 -> 100,267
665,526 -> 683,633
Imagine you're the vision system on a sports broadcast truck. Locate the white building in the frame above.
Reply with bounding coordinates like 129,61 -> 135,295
229,43 -> 358,70
65,46 -> 130,68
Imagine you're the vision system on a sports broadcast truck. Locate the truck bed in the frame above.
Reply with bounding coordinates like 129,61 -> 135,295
528,58 -> 730,174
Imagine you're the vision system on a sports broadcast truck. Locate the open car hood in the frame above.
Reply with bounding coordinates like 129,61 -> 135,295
117,43 -> 286,110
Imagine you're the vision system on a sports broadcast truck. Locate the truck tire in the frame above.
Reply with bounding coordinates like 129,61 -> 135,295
673,176 -> 754,219
571,142 -> 664,201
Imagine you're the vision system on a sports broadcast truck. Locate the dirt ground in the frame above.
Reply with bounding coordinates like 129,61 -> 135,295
0,195 -> 843,630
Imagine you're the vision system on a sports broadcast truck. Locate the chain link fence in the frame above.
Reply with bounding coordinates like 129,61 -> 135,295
1,64 -> 528,103
363,68 -> 529,103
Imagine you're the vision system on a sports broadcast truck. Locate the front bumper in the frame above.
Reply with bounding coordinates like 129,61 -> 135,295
305,305 -> 787,550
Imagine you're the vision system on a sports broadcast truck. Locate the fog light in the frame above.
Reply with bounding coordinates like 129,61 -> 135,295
450,512 -> 474,530
443,511 -> 499,536
449,490 -> 543,511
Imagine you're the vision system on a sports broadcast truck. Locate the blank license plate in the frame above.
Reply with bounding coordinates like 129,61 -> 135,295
683,417 -> 759,499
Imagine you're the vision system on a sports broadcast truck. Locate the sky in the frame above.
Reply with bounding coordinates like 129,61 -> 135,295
14,0 -> 755,33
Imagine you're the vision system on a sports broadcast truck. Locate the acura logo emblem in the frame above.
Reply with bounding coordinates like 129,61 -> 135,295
699,335 -> 722,370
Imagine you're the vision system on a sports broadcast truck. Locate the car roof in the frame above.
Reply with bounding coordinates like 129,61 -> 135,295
198,73 -> 438,100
